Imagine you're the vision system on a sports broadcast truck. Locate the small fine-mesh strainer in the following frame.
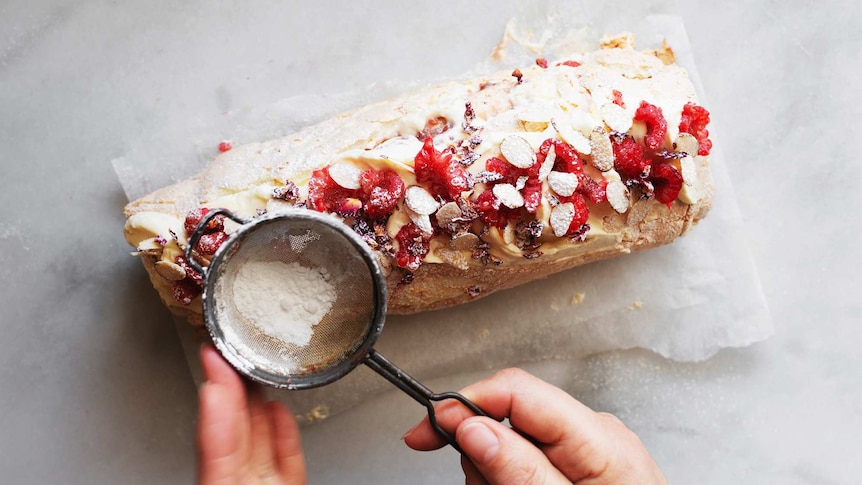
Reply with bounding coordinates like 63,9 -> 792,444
185,208 -> 485,450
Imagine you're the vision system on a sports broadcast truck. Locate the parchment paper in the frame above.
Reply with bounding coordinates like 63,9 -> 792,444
114,1 -> 773,422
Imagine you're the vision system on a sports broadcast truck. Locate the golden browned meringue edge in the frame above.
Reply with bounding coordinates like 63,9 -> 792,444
123,34 -> 714,321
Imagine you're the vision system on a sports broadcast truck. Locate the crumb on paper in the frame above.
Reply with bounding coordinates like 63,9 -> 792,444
550,303 -> 560,312
300,404 -> 330,423
571,292 -> 586,305
627,301 -> 644,311
478,328 -> 491,340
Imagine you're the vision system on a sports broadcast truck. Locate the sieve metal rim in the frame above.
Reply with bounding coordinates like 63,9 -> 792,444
188,208 -> 388,390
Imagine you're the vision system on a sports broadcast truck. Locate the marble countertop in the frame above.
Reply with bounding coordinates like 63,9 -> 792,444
1,1 -> 859,483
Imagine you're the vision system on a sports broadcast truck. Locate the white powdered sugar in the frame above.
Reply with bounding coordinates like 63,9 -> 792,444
231,260 -> 337,347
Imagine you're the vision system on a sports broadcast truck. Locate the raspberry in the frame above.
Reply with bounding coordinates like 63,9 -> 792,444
417,116 -> 451,141
195,231 -> 228,255
576,173 -> 608,204
558,60 -> 581,67
414,137 -> 472,200
612,89 -> 625,108
307,166 -> 361,213
171,278 -> 202,306
679,103 -> 713,156
175,256 -> 204,287
485,156 -> 518,183
184,208 -> 210,235
217,141 -> 232,152
612,134 -> 650,179
535,58 -> 548,68
359,169 -> 405,219
522,177 -> 543,214
634,101 -> 668,151
650,162 -> 683,206
538,138 -> 583,174
394,222 -> 431,271
559,193 -> 590,235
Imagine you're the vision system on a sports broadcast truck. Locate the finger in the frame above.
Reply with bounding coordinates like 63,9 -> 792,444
461,455 -> 490,485
269,401 -> 308,484
403,368 -> 610,480
246,384 -> 280,481
197,344 -> 251,483
457,417 -> 570,485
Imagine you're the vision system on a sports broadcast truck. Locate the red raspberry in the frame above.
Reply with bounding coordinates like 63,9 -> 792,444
394,222 -> 431,271
359,169 -> 406,219
535,58 -> 548,68
522,177 -> 543,214
634,101 -> 668,151
171,278 -> 202,306
417,116 -> 451,141
576,173 -> 608,204
679,102 -> 713,156
307,166 -> 361,213
558,60 -> 581,67
175,256 -> 203,287
485,156 -> 518,183
558,193 -> 590,235
195,231 -> 229,255
612,89 -> 625,108
184,208 -> 210,235
414,137 -> 472,200
538,138 -> 583,174
612,134 -> 650,179
650,162 -> 683,206
217,141 -> 232,152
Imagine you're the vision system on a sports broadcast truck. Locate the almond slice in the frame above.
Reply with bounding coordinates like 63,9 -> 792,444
328,163 -> 362,189
405,185 -> 440,215
515,176 -> 529,190
550,202 -> 575,237
674,155 -> 701,204
589,126 -> 614,172
556,122 -> 592,155
500,135 -> 537,169
675,133 -> 699,157
492,183 -> 524,209
601,103 -> 633,133
405,207 -> 433,235
538,146 -> 556,181
450,232 -> 480,251
435,202 -> 462,227
547,171 -> 579,197
154,260 -> 187,281
606,180 -> 630,213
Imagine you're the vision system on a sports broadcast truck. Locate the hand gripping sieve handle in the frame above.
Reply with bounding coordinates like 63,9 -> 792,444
364,350 -> 487,454
183,208 -> 249,276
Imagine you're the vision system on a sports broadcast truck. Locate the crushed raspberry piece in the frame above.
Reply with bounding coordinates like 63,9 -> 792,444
557,60 -> 582,67
394,222 -> 431,271
195,231 -> 229,255
576,173 -> 608,204
175,256 -> 203,287
307,166 -> 362,213
634,101 -> 668,151
417,116 -> 451,141
679,103 -> 713,155
414,137 -> 472,200
522,177 -> 543,214
535,58 -> 548,68
538,138 -> 583,175
171,278 -> 202,305
650,162 -> 684,206
611,134 -> 650,179
612,90 -> 625,108
184,208 -> 210,235
359,169 -> 405,219
217,141 -> 232,153
512,68 -> 524,84
558,193 -> 590,235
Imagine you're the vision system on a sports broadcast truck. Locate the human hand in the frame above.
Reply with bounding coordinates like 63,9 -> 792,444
403,368 -> 666,484
197,344 -> 307,485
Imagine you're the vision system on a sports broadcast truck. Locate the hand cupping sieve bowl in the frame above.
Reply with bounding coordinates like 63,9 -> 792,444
185,208 -> 486,450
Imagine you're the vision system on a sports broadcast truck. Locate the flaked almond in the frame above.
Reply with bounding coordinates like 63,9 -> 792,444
515,176 -> 528,190
550,202 -> 575,237
606,180 -> 630,213
538,146 -> 556,181
673,155 -> 701,204
435,202 -> 462,227
627,199 -> 652,225
155,260 -> 187,281
434,247 -> 470,271
589,126 -> 614,172
674,133 -> 699,156
601,103 -> 633,133
555,122 -> 591,154
500,135 -> 536,169
405,185 -> 440,215
405,207 -> 433,235
547,171 -> 579,197
328,163 -> 362,189
450,232 -> 480,251
503,222 -> 516,245
492,183 -> 524,209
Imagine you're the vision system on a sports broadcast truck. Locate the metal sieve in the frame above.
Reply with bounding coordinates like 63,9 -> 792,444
185,208 -> 485,450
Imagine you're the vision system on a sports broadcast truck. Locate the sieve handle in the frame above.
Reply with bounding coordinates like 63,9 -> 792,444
364,350 -> 486,454
184,208 -> 249,275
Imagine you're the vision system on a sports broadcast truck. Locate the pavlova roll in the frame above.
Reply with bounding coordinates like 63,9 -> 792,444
123,34 -> 714,321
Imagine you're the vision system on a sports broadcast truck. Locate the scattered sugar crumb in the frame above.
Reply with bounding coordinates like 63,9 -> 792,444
301,404 -> 330,423
627,301 -> 644,311
571,292 -> 586,305
478,328 -> 491,340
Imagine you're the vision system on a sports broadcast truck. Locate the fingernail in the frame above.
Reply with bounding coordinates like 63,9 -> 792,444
459,421 -> 499,465
401,421 -> 422,440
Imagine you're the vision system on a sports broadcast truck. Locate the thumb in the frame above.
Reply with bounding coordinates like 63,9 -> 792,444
456,417 -> 570,485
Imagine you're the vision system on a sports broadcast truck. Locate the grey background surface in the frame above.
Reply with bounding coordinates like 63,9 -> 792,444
1,1 -> 859,484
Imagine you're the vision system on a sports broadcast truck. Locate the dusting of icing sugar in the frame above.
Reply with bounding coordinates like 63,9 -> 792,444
231,260 -> 337,347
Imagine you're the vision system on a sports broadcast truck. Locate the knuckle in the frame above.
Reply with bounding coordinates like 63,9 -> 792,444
493,367 -> 532,384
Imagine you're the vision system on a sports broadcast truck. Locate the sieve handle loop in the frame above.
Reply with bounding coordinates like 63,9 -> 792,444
364,350 -> 487,453
184,208 -> 249,276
